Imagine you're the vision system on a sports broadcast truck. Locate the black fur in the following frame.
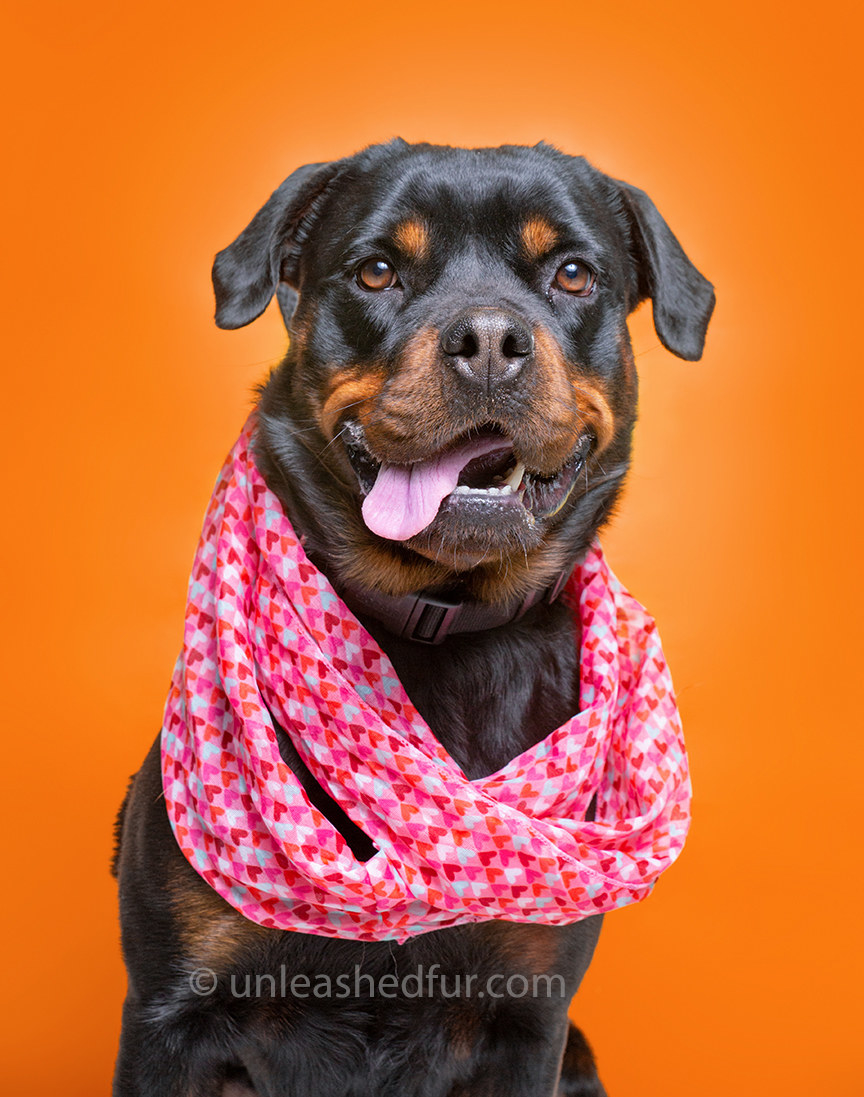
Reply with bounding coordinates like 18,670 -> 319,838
114,140 -> 713,1097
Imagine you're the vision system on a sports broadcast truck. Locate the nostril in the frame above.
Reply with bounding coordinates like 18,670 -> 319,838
441,318 -> 479,359
454,330 -> 479,359
501,330 -> 532,359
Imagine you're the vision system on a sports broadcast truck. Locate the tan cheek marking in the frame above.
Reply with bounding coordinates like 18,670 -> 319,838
394,218 -> 430,261
319,370 -> 386,440
362,327 -> 453,460
521,218 -> 558,260
388,326 -> 440,392
533,327 -> 616,454
575,381 -> 615,452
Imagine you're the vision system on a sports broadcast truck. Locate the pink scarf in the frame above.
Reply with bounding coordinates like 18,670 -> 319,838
161,421 -> 691,943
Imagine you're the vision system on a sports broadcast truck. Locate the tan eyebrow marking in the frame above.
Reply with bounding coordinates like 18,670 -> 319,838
521,218 -> 559,260
393,219 -> 430,260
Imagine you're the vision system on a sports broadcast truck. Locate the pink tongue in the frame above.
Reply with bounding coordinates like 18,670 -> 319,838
361,436 -> 512,541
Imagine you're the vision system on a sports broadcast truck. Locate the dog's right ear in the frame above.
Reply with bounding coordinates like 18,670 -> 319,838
617,181 -> 715,362
212,161 -> 341,330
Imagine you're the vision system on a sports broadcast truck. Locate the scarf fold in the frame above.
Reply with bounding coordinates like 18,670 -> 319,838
161,420 -> 691,943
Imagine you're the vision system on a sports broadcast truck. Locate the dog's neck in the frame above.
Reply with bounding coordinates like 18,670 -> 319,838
337,564 -> 575,645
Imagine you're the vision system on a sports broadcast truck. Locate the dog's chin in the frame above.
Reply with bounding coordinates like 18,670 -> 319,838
344,422 -> 594,572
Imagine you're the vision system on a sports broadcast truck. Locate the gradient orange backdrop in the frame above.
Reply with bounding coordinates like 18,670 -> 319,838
3,2 -> 862,1093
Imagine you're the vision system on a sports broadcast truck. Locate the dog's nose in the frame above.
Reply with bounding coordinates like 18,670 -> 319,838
439,309 -> 533,389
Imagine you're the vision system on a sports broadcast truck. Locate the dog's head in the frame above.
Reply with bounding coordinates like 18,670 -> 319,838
213,140 -> 713,604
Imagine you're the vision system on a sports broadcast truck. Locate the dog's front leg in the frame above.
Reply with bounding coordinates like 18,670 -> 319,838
113,998 -> 213,1097
556,1024 -> 607,1097
454,1013 -> 574,1097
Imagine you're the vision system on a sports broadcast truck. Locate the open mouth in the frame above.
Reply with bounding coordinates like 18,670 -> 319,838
343,422 -> 593,542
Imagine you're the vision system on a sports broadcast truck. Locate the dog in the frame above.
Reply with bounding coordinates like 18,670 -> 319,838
113,139 -> 714,1097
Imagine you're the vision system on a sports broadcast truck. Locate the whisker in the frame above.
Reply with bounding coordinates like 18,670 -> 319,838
316,425 -> 350,457
236,355 -> 288,371
472,540 -> 493,569
634,342 -> 664,358
331,396 -> 377,416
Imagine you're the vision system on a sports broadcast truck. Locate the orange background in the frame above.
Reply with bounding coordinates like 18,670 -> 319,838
2,2 -> 862,1093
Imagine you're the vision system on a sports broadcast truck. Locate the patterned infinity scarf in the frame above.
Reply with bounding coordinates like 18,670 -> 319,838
161,421 -> 691,943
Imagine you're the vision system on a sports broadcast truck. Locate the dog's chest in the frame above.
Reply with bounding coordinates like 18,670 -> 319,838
362,599 -> 581,780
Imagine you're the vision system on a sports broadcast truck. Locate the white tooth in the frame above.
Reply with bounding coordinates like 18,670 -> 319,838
505,461 -> 526,490
453,484 -> 516,497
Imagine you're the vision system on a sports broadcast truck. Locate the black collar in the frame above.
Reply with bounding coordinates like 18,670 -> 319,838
338,565 -> 574,645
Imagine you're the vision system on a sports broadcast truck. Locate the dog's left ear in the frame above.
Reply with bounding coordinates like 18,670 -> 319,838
212,160 -> 342,330
617,182 -> 715,361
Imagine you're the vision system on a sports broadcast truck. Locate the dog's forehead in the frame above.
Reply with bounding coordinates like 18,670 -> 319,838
333,145 -> 614,247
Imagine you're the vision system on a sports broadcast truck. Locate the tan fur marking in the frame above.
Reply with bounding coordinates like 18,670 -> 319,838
360,328 -> 455,461
320,369 -> 386,440
521,218 -> 558,260
168,861 -> 271,973
472,540 -> 572,604
533,328 -> 615,456
618,329 -> 638,396
447,1002 -> 482,1062
472,919 -> 563,973
575,380 -> 615,453
336,535 -> 453,598
394,218 -> 430,261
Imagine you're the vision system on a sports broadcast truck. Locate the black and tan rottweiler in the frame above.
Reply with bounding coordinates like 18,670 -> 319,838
113,139 -> 714,1097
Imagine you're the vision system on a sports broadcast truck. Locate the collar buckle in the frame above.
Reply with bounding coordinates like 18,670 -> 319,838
395,567 -> 571,644
402,595 -> 463,643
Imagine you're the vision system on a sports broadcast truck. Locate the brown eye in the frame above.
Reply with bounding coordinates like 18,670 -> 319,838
357,258 -> 398,291
554,261 -> 595,296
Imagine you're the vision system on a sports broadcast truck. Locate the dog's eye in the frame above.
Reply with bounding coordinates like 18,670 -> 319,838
357,259 -> 399,291
553,261 -> 595,296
